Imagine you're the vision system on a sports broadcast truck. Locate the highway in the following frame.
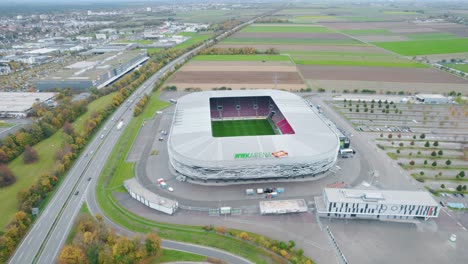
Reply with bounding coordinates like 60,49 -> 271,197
8,13 -> 269,264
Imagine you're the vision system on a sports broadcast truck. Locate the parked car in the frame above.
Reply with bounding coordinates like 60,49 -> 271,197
75,191 -> 79,196
460,193 -> 465,198
439,201 -> 446,207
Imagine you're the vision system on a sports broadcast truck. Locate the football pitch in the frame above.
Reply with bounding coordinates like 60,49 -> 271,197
211,119 -> 275,137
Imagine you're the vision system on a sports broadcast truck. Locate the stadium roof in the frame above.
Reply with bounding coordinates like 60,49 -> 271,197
324,188 -> 439,207
169,90 -> 339,163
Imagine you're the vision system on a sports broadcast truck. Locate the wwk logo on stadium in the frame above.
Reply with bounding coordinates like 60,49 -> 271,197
234,150 -> 288,159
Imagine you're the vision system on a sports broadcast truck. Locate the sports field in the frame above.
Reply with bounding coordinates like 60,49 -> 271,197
211,119 -> 275,137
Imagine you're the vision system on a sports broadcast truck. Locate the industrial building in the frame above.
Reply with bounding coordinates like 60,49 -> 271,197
124,178 -> 178,215
168,90 -> 340,183
0,92 -> 56,118
315,188 -> 440,221
36,50 -> 148,91
415,94 -> 450,104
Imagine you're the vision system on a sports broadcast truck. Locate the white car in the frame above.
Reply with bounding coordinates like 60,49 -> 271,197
168,187 -> 174,192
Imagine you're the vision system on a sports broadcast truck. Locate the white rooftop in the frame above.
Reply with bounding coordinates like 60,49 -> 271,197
170,90 -> 339,163
123,178 -> 177,209
415,94 -> 447,99
0,92 -> 57,112
324,188 -> 439,207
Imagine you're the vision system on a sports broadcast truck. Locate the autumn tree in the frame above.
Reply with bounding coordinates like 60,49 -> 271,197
23,145 -> 39,164
0,164 -> 16,187
58,245 -> 86,264
145,233 -> 162,257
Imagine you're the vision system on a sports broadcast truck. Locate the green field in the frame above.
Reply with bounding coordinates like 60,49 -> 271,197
211,119 -> 275,137
405,32 -> 459,40
372,39 -> 468,55
446,63 -> 468,72
223,37 -> 363,45
241,25 -> 331,33
193,54 -> 292,62
291,54 -> 428,68
172,33 -> 213,50
0,92 -> 116,230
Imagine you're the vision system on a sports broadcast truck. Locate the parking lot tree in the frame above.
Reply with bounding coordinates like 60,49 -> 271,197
399,110 -> 403,114
460,171 -> 465,178
409,160 -> 415,166
382,109 -> 385,113
399,142 -> 404,147
388,134 -> 393,139
413,135 -> 417,140
349,108 -> 352,112
420,171 -> 424,176
431,151 -> 437,157
424,141 -> 430,147
409,152 -> 413,156
438,150 -> 443,156
385,109 -> 389,114
397,134 -> 402,138
446,160 -> 451,166
463,185 -> 467,191
424,160 -> 428,165
384,100 -> 388,104
364,108 -> 368,112
356,109 -> 359,112
344,99 -> 347,103
385,105 -> 390,109
370,109 -> 374,113
432,161 -> 437,167
396,149 -> 400,154
457,185 -> 462,192
420,133 -> 426,139
380,133 -> 383,138
371,104 -> 374,109
417,151 -> 421,155
441,184 -> 445,189
433,141 -> 439,147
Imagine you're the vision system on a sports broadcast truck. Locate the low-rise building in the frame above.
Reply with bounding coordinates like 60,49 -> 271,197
36,50 -> 149,91
0,92 -> 56,118
415,94 -> 450,104
316,188 -> 439,221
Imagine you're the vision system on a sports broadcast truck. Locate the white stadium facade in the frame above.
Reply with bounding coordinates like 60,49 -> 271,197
167,90 -> 340,183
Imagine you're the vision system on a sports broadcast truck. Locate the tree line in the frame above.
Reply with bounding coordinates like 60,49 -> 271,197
199,47 -> 280,55
58,214 -> 161,264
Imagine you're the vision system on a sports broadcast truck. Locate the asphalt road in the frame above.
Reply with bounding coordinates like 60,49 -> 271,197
8,13 -> 267,264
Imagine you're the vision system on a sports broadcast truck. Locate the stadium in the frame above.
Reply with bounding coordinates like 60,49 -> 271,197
167,90 -> 340,183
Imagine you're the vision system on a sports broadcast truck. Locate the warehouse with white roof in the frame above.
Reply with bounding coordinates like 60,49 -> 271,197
315,188 -> 440,221
167,90 -> 340,183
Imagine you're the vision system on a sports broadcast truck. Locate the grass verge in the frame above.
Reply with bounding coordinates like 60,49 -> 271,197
0,92 -> 116,230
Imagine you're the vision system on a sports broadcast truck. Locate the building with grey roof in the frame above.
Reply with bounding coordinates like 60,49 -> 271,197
315,188 -> 439,221
415,94 -> 450,104
0,92 -> 56,118
168,90 -> 340,183
124,178 -> 178,215
35,50 -> 148,91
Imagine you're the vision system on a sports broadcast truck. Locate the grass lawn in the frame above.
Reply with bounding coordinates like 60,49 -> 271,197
0,92 -> 116,230
340,29 -> 393,35
241,25 -> 331,33
445,63 -> 468,72
151,249 -> 206,263
211,119 -> 275,137
405,32 -> 459,40
147,48 -> 163,56
223,37 -> 363,45
193,54 -> 292,62
0,121 -> 12,128
372,38 -> 468,55
172,33 -> 213,50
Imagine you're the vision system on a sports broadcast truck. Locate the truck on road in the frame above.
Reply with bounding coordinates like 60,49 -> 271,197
116,120 -> 124,130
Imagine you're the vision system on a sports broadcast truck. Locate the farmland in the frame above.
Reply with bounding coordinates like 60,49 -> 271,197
372,39 -> 468,56
192,54 -> 291,62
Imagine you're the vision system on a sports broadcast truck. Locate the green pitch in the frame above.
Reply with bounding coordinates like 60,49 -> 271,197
211,119 -> 276,137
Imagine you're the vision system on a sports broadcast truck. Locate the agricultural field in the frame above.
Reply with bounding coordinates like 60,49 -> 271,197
372,39 -> 468,56
445,64 -> 468,72
328,98 -> 468,194
164,60 -> 306,91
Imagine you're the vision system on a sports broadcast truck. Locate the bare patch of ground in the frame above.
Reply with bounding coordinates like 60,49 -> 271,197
437,27 -> 468,37
182,61 -> 296,71
167,71 -> 304,84
390,27 -> 438,33
306,80 -> 468,94
234,32 -> 353,40
215,43 -> 388,53
298,65 -> 468,83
